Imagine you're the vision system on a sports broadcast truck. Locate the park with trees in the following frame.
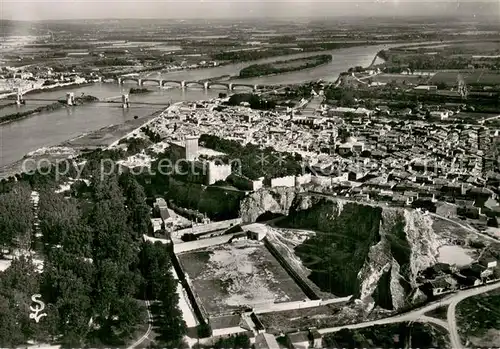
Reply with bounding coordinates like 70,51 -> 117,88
0,167 -> 187,348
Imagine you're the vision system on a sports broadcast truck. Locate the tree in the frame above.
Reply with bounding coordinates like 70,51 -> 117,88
213,334 -> 251,349
119,173 -> 151,238
138,242 -> 172,299
0,257 -> 41,347
436,81 -> 448,90
0,183 -> 34,252
141,243 -> 186,346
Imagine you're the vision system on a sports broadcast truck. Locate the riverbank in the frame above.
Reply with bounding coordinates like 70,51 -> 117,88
23,81 -> 95,96
0,109 -> 164,179
61,109 -> 163,150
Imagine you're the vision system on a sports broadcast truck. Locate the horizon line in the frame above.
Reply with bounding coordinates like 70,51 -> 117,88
2,13 -> 499,22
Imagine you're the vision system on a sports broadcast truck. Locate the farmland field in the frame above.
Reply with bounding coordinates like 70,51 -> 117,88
429,71 -> 500,86
178,240 -> 306,316
457,289 -> 500,348
369,73 -> 433,85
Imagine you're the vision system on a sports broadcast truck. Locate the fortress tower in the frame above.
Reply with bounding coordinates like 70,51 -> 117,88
185,135 -> 199,161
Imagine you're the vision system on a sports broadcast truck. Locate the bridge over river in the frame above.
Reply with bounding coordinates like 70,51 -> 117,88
102,76 -> 260,91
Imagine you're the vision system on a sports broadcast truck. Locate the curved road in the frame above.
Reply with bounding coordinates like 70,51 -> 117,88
318,281 -> 500,348
429,212 -> 500,243
127,300 -> 152,349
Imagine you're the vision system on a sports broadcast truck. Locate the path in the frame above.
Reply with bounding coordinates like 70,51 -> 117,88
126,300 -> 152,349
429,212 -> 500,243
318,281 -> 500,347
446,281 -> 500,349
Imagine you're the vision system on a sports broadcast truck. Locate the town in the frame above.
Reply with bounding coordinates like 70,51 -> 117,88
1,9 -> 500,349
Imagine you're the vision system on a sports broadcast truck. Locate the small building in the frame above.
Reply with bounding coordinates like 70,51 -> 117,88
255,333 -> 280,349
209,314 -> 253,338
430,111 -> 450,120
338,144 -> 353,156
243,223 -> 268,241
310,328 -> 322,348
429,277 -> 455,296
352,142 -> 365,153
229,232 -> 248,243
286,331 -> 310,349
151,218 -> 163,233
478,254 -> 498,269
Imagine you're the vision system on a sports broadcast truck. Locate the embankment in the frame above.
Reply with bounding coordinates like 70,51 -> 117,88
263,236 -> 321,300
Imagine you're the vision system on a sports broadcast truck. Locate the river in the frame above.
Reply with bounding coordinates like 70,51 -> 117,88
0,43 -> 394,168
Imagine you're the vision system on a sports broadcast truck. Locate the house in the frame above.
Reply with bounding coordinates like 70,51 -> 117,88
229,232 -> 248,243
414,85 -> 438,91
460,263 -> 490,280
209,314 -> 254,338
310,328 -> 322,348
353,107 -> 374,118
352,142 -> 365,153
429,277 -> 455,296
478,252 -> 498,269
338,144 -> 353,156
286,331 -> 310,349
430,111 -> 450,120
243,224 -> 268,241
328,107 -> 356,117
255,333 -> 280,349
151,218 -> 163,233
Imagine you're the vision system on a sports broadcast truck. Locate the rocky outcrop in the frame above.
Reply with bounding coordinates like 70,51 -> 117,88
239,187 -> 298,223
404,210 -> 441,287
357,208 -> 442,311
357,209 -> 399,310
241,190 -> 450,312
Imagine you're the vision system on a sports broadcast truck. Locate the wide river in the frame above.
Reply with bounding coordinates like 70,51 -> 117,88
0,43 -> 393,168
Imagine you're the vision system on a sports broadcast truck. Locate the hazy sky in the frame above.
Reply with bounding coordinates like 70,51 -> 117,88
1,0 -> 499,21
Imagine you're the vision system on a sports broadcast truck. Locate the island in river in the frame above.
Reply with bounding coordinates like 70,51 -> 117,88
129,87 -> 153,94
0,95 -> 99,125
238,54 -> 333,79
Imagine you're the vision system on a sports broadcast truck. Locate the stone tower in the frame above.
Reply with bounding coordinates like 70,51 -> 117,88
185,135 -> 199,161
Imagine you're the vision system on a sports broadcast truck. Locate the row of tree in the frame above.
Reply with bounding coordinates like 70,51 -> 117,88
0,172 -> 187,347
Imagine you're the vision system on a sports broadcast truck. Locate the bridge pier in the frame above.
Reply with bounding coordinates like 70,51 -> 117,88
122,94 -> 130,109
15,88 -> 24,106
253,84 -> 258,92
204,81 -> 209,90
228,83 -> 233,91
66,92 -> 75,106
181,81 -> 186,89
159,80 -> 163,87
138,79 -> 142,86
117,77 -> 122,85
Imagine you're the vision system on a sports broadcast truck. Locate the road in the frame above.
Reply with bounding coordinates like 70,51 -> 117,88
126,300 -> 152,349
429,212 -> 500,243
318,281 -> 500,348
446,281 -> 500,349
